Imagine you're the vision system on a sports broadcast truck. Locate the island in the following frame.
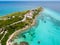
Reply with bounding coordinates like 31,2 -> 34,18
0,7 -> 43,45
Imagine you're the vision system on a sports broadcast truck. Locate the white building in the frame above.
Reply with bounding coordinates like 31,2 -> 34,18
26,10 -> 34,18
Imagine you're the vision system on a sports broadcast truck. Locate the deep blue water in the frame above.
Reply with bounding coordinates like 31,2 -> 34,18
0,1 -> 60,45
0,1 -> 60,16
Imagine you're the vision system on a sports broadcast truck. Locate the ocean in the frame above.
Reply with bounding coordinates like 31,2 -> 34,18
0,1 -> 60,45
0,1 -> 60,16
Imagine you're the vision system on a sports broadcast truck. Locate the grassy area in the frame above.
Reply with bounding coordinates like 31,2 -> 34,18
0,10 -> 30,45
0,10 -> 29,28
0,7 -> 43,45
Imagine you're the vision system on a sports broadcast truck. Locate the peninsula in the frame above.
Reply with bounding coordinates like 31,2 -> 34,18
0,7 -> 43,45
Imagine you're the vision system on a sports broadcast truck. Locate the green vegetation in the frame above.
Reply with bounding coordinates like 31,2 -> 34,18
0,10 -> 29,28
0,7 -> 43,45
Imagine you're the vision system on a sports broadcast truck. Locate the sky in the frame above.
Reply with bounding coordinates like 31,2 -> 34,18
0,0 -> 60,1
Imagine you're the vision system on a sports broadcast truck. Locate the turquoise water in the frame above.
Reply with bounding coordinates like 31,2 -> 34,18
12,8 -> 60,45
0,1 -> 60,16
0,1 -> 60,45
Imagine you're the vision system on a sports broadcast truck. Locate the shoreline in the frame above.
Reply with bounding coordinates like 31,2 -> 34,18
0,7 -> 43,45
6,7 -> 43,45
6,17 -> 36,45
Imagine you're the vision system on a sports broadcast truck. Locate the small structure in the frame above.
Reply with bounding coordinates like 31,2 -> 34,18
12,16 -> 15,18
0,28 -> 4,34
3,18 -> 7,20
26,10 -> 34,18
20,42 -> 29,45
0,31 -> 4,35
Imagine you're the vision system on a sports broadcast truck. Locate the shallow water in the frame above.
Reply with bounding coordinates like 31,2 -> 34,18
12,8 -> 60,45
0,1 -> 60,45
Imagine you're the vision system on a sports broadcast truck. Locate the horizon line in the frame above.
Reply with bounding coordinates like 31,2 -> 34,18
0,0 -> 60,2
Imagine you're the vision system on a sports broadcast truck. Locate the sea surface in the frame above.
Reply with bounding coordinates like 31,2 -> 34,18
0,1 -> 60,45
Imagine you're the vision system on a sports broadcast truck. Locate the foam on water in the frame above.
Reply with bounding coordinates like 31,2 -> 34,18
12,8 -> 60,45
43,8 -> 60,20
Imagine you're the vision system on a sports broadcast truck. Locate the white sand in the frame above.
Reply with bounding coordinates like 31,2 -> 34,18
6,19 -> 36,45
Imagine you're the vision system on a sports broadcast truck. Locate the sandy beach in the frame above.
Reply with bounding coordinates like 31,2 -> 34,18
6,18 -> 36,45
6,9 -> 41,45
